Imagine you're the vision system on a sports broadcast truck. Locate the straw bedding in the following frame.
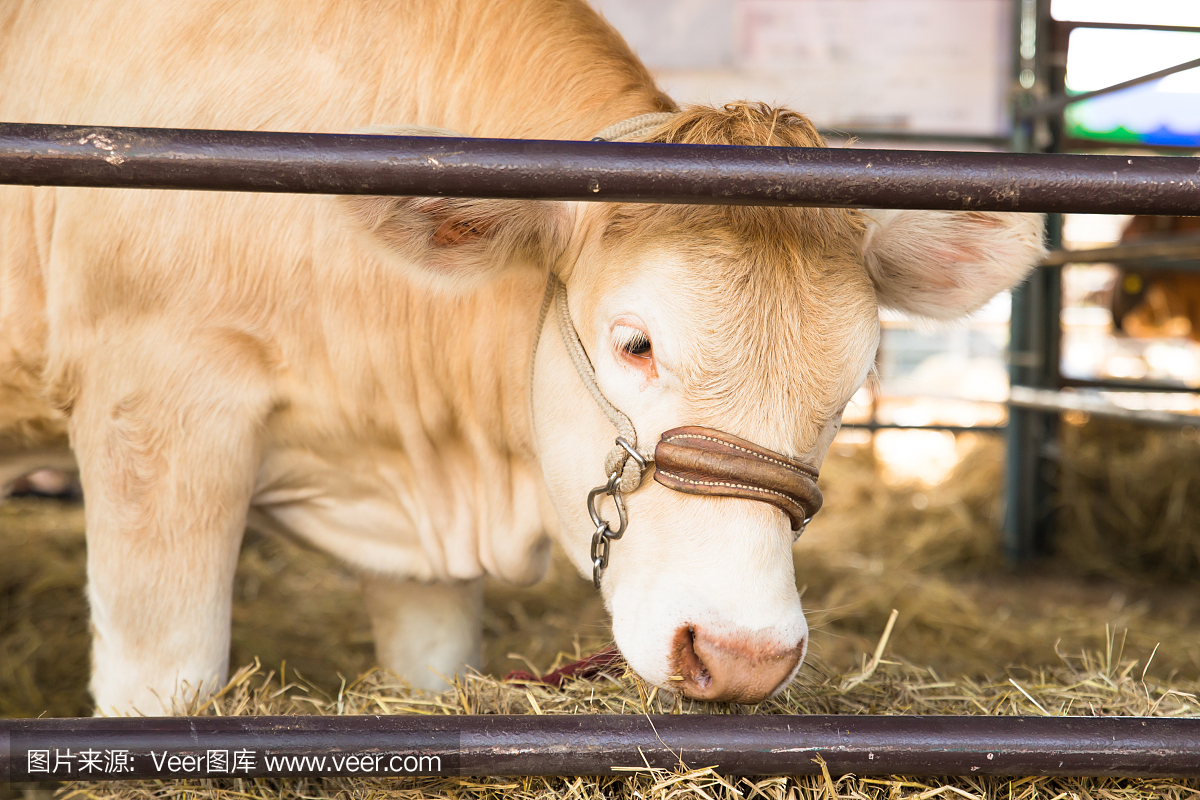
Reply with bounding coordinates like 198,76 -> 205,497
1057,418 -> 1200,579
40,643 -> 1200,800
2,418 -> 1198,799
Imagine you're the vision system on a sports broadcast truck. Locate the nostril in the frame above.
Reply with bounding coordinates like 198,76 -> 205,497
671,625 -> 711,691
670,624 -> 805,703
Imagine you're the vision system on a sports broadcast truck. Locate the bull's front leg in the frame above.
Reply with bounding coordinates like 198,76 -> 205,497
362,575 -> 483,690
68,331 -> 275,715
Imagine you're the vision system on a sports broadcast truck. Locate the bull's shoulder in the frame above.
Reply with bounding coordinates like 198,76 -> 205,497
0,0 -> 660,139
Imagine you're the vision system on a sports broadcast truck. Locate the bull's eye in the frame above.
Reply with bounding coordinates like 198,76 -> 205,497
613,324 -> 652,359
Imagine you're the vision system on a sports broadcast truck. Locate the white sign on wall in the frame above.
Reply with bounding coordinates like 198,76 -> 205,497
591,0 -> 1013,135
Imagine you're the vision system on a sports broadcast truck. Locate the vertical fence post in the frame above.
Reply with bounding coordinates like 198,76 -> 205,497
1005,221 -> 1062,561
1004,0 -> 1062,562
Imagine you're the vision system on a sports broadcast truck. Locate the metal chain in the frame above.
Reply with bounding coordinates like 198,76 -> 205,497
587,436 -> 648,588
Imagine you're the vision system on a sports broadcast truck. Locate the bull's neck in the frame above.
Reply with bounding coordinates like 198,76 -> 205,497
405,270 -> 548,464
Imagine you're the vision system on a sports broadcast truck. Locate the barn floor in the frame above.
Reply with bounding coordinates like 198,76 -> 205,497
2,419 -> 1199,798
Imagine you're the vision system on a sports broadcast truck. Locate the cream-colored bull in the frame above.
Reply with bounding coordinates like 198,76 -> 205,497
0,0 -> 1045,714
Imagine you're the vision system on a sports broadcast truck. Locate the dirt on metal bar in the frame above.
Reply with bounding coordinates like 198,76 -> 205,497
0,122 -> 1198,215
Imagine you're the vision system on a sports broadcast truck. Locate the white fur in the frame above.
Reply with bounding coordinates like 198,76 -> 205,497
863,209 -> 1047,320
363,576 -> 484,689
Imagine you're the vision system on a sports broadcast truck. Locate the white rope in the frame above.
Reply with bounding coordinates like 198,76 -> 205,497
529,274 -> 558,410
531,274 -> 653,493
528,113 -> 679,495
591,112 -> 677,143
554,278 -> 654,492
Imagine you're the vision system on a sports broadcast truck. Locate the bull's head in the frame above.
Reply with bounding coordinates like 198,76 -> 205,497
344,103 -> 1045,703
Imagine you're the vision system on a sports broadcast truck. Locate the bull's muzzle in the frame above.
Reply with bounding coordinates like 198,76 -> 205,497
671,624 -> 806,703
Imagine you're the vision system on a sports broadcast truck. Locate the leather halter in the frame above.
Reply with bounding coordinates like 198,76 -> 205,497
654,427 -> 822,532
533,275 -> 824,587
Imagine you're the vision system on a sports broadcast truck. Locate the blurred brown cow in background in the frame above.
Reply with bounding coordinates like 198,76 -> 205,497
1110,216 -> 1200,342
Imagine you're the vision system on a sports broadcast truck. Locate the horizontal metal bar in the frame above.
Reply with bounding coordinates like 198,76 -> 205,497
1018,57 -> 1200,121
841,423 -> 1005,433
1,123 -> 1199,214
3,714 -> 1199,780
1061,376 -> 1200,394
1042,236 -> 1200,266
819,129 -> 1012,147
1062,135 -> 1200,156
1090,258 -> 1200,272
1009,386 -> 1200,427
1060,20 -> 1200,34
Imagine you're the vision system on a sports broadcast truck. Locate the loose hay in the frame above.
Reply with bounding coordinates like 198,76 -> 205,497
0,499 -> 89,718
43,636 -> 1200,800
797,430 -> 1200,680
3,423 -> 1200,798
1058,418 -> 1200,579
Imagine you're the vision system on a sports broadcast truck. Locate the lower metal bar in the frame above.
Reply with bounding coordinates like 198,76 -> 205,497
1061,376 -> 1200,394
1041,235 -> 1200,266
841,423 -> 1005,433
1009,386 -> 1200,428
3,715 -> 1199,780
2,123 -> 1199,214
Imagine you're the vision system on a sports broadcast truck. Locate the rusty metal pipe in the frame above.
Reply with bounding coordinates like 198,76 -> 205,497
3,714 -> 1199,780
1008,386 -> 1200,428
1040,235 -> 1200,266
0,123 -> 1197,215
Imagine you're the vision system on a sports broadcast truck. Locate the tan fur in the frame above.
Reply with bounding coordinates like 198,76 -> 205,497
0,0 -> 1043,711
577,104 -> 874,450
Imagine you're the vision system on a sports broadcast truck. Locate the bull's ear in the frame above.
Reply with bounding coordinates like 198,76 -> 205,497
861,210 -> 1046,320
339,126 -> 571,290
342,194 -> 571,288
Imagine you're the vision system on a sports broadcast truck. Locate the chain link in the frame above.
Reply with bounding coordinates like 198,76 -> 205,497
587,470 -> 629,588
